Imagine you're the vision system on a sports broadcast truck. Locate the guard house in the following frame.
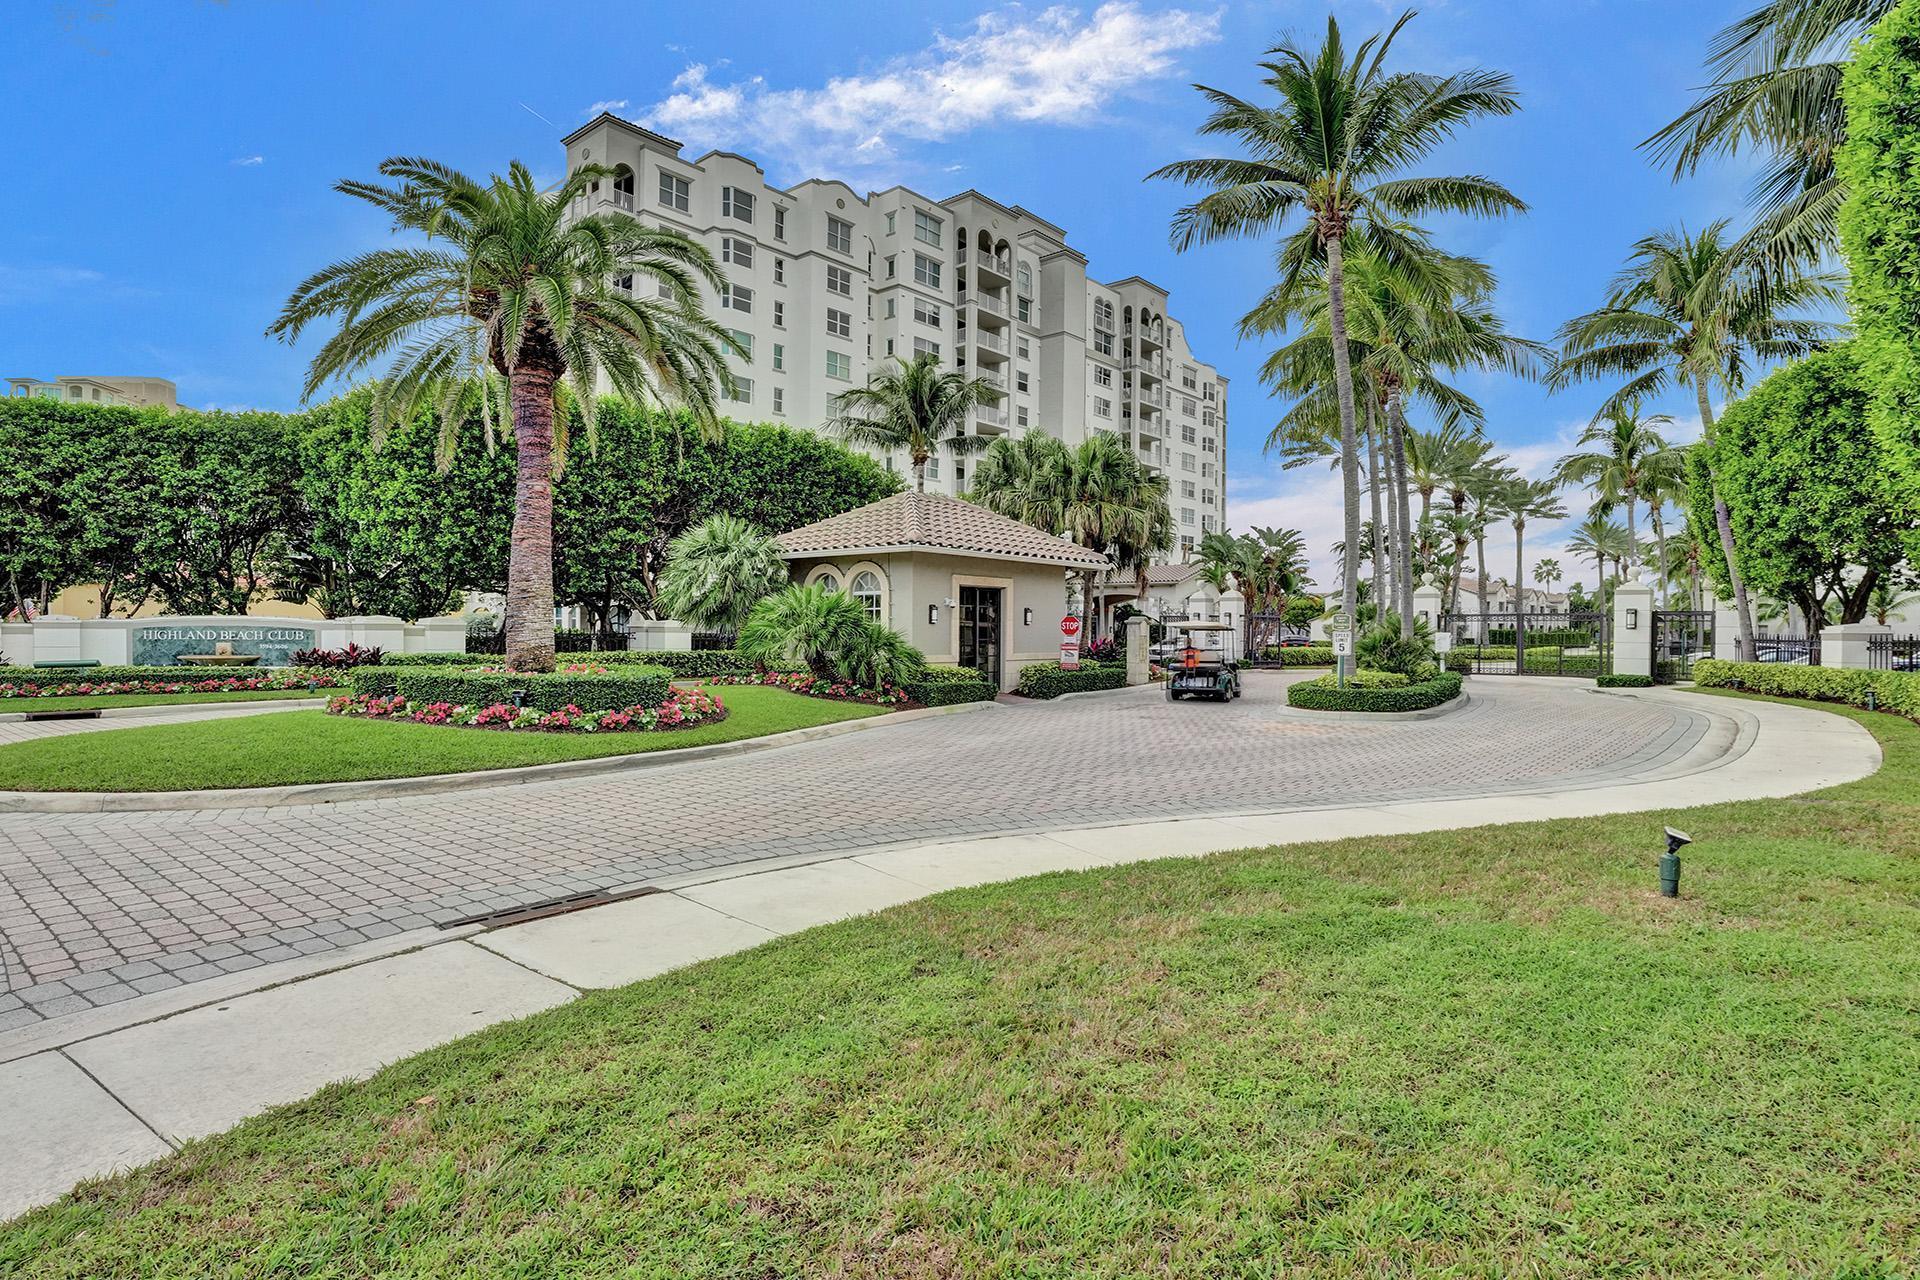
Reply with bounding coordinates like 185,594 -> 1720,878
776,491 -> 1109,688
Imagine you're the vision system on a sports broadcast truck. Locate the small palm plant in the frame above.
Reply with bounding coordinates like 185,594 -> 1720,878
267,157 -> 736,672
828,353 -> 1002,493
738,584 -> 924,688
654,514 -> 787,637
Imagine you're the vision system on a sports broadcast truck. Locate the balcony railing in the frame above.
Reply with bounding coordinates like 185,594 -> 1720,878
975,406 -> 1009,429
611,190 -> 635,211
962,291 -> 1008,316
975,251 -> 1013,279
972,330 -> 1007,355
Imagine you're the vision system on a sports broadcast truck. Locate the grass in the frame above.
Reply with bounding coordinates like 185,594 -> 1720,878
0,686 -> 886,791
0,688 -> 330,713
5,692 -> 1918,1276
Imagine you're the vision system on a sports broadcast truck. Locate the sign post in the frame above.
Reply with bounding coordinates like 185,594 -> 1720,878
1060,614 -> 1082,671
1327,612 -> 1353,689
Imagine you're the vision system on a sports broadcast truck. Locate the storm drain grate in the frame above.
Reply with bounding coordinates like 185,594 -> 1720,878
441,884 -> 662,931
23,710 -> 103,722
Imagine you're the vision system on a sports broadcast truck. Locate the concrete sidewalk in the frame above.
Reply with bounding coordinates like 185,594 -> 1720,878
0,688 -> 1881,1220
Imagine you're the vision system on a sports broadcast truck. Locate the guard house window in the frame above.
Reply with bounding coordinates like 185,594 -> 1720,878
826,350 -> 851,380
827,216 -> 854,253
914,209 -> 943,246
721,237 -> 754,269
773,206 -> 787,240
913,254 -> 941,288
721,187 -> 755,222
851,570 -> 884,620
658,172 -> 689,212
826,264 -> 853,296
826,307 -> 852,339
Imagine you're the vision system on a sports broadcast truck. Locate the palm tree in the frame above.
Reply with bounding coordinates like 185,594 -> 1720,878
1644,0 -> 1889,267
1200,527 -> 1311,654
1870,580 -> 1919,626
828,353 -> 1001,494
1635,444 -> 1691,609
1566,514 -> 1632,605
738,584 -> 870,682
1151,11 -> 1523,653
968,431 -> 1070,532
1551,222 -> 1839,660
1533,557 -> 1562,591
267,158 -> 735,672
1552,409 -> 1672,574
1497,476 -> 1568,666
654,514 -> 788,638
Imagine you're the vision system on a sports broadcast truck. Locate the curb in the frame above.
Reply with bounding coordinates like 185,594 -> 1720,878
0,698 -> 998,813
0,697 -> 330,724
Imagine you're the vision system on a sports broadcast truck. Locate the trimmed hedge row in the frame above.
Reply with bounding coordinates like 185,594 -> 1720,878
1014,660 -> 1128,700
1692,660 -> 1920,718
1596,673 -> 1654,688
0,664 -> 298,683
1287,670 -> 1464,713
904,664 -> 996,707
368,648 -> 770,676
385,666 -> 674,714
1259,645 -> 1336,666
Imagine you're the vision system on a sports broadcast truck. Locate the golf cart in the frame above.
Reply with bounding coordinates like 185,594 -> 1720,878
1164,622 -> 1242,702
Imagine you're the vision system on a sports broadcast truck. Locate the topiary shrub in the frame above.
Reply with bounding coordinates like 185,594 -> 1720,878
348,666 -> 402,698
1596,673 -> 1654,688
393,665 -> 672,714
904,665 -> 995,707
1693,659 -> 1920,719
1259,645 -> 1336,666
378,651 -> 474,667
1013,660 -> 1128,699
1287,671 -> 1463,712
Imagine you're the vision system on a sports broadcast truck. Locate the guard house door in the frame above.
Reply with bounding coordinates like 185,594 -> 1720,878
958,586 -> 1003,689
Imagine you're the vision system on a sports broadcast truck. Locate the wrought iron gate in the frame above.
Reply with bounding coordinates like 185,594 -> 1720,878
1439,610 -> 1611,677
1651,610 -> 1715,684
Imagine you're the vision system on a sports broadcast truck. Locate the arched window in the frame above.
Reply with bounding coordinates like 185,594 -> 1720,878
611,164 -> 635,210
850,570 -> 883,620
812,571 -> 841,594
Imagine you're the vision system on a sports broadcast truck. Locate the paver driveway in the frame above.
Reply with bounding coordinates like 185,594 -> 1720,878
0,674 -> 1709,1027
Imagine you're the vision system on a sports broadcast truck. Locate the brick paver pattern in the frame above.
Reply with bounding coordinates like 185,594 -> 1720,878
0,677 -> 1707,1028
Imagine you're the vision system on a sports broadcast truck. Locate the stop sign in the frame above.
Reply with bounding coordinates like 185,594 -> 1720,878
1061,615 -> 1081,637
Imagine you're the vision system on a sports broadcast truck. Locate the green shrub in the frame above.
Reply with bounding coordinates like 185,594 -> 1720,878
1596,673 -> 1654,688
1342,669 -> 1409,689
379,652 -> 474,667
1287,671 -> 1464,712
1357,621 -> 1436,681
904,665 -> 996,707
1259,645 -> 1335,666
348,666 -> 402,698
394,666 -> 672,714
1485,627 -> 1592,647
1692,660 -> 1920,720
1013,660 -> 1128,700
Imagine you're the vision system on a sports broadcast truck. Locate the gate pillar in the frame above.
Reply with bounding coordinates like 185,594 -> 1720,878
1413,573 -> 1445,633
1819,622 -> 1889,670
1613,576 -> 1656,680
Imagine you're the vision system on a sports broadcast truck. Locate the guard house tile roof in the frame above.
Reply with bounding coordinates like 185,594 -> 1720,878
777,491 -> 1111,570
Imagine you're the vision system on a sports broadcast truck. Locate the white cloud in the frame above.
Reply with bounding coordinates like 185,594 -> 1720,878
231,154 -> 264,166
584,98 -> 628,116
639,3 -> 1220,179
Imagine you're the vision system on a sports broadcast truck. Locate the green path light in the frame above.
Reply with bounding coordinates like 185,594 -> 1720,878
1660,826 -> 1691,897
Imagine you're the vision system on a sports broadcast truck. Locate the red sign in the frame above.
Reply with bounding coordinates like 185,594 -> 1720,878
1059,642 -> 1081,670
1060,615 -> 1081,638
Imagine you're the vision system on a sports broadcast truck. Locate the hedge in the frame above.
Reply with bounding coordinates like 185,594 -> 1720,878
1485,627 -> 1592,647
392,666 -> 673,714
1596,673 -> 1654,688
904,664 -> 996,707
1692,659 -> 1920,719
0,664 -> 307,684
1258,645 -> 1336,666
1013,660 -> 1128,700
378,652 -> 473,667
1287,671 -> 1464,712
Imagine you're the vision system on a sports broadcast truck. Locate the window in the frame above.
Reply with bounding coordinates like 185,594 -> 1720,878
611,167 -> 636,209
1094,365 -> 1112,388
885,255 -> 896,279
1093,298 -> 1114,330
827,216 -> 853,253
720,283 -> 753,314
1181,453 -> 1196,472
1204,384 -> 1216,401
1182,366 -> 1197,389
772,387 -> 785,415
722,237 -> 754,269
913,336 -> 940,358
1093,331 -> 1114,357
613,273 -> 634,295
914,209 -> 942,246
658,171 -> 689,212
772,343 -> 785,371
913,298 -> 941,327
1181,480 -> 1196,499
1201,514 -> 1216,532
826,264 -> 853,295
1201,460 -> 1214,478
826,350 -> 851,380
926,456 -> 940,481
1094,397 -> 1112,418
1181,424 -> 1196,444
1015,371 -> 1029,393
1182,397 -> 1197,416
826,307 -> 852,339
1017,407 -> 1029,427
728,376 -> 753,403
1182,507 -> 1195,526
1202,410 -> 1216,427
912,254 -> 941,288
721,186 -> 755,222
1016,339 -> 1030,359
885,338 -> 895,356
774,206 -> 787,240
1202,437 -> 1216,452
773,300 -> 786,328
1016,262 -> 1031,294
727,329 -> 753,362
850,570 -> 884,620
1181,535 -> 1195,555
1201,489 -> 1215,506
773,257 -> 785,285
1016,297 -> 1032,323
812,570 -> 841,593
886,211 -> 897,236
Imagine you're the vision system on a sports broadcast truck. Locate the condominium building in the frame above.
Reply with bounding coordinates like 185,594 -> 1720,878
561,113 -> 1228,555
6,375 -> 181,411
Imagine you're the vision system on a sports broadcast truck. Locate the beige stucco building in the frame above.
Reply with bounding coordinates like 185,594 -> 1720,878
776,491 -> 1109,687
6,375 -> 180,411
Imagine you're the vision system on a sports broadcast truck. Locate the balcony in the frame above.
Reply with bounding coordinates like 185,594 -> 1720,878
1126,321 -> 1166,355
974,251 -> 1013,286
974,405 -> 1010,434
971,329 -> 1009,363
610,190 -> 635,212
977,369 -> 1007,392
1136,412 -> 1164,440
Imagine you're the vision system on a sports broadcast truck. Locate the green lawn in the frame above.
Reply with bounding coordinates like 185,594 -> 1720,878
5,692 -> 1918,1276
0,688 -> 331,713
0,686 -> 886,791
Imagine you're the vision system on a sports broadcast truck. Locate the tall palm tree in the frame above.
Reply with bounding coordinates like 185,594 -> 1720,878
654,514 -> 788,638
828,353 -> 1001,494
1438,440 -> 1507,614
1497,476 -> 1567,666
968,431 -> 1070,532
1870,579 -> 1919,625
1644,0 -> 1889,267
1552,409 -> 1672,574
1151,11 -> 1523,649
1566,514 -> 1632,605
1533,557 -> 1563,591
267,157 -> 735,672
1551,222 -> 1839,660
1201,527 -> 1311,654
1635,444 -> 1691,609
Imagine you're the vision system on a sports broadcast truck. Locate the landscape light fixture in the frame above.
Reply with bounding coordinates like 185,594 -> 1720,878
510,688 -> 526,710
1867,686 -> 1879,712
1660,826 -> 1690,897
928,604 -> 939,626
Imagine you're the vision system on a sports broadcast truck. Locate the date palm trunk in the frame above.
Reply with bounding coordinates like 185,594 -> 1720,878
1694,380 -> 1754,662
1387,393 -> 1415,635
1513,517 -> 1527,670
1365,401 -> 1388,623
1323,233 -> 1363,648
504,361 -> 561,673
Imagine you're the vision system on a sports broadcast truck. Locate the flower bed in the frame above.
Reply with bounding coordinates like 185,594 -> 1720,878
326,686 -> 726,733
1286,670 -> 1464,712
0,669 -> 346,699
701,670 -> 913,706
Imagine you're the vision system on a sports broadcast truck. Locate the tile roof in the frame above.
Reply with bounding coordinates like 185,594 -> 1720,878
776,491 -> 1110,569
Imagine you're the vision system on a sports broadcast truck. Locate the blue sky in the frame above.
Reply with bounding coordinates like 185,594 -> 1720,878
2,1 -> 1755,586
